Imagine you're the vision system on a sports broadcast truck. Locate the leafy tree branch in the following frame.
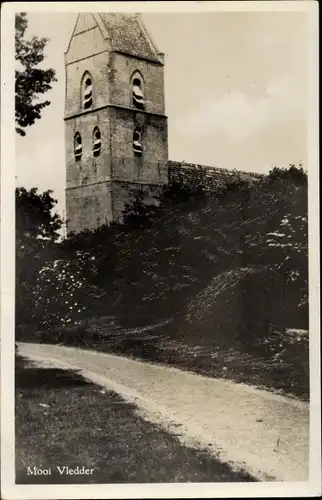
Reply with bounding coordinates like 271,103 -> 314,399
15,12 -> 56,136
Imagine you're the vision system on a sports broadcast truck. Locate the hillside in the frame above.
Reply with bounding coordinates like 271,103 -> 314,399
16,166 -> 309,397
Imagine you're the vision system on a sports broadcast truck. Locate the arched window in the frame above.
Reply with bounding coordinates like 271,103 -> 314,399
133,127 -> 143,157
132,75 -> 145,110
74,132 -> 82,161
92,127 -> 101,157
83,75 -> 93,110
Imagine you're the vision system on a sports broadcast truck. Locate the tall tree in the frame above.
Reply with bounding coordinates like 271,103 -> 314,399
16,187 -> 63,248
16,187 -> 63,331
15,12 -> 56,136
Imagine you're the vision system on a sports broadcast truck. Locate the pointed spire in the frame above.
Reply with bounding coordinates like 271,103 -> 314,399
94,13 -> 163,63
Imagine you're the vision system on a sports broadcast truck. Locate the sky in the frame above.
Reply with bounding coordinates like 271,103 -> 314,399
15,8 -> 310,216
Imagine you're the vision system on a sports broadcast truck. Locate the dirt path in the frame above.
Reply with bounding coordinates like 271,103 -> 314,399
17,342 -> 309,482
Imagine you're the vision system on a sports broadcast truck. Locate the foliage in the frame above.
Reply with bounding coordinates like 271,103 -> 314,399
17,165 -> 308,344
33,252 -> 94,331
58,165 -> 307,330
16,187 -> 62,246
16,187 -> 63,330
15,187 -> 100,332
268,163 -> 307,184
15,12 -> 56,136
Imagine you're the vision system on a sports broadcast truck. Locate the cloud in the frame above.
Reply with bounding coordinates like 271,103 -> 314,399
177,76 -> 305,141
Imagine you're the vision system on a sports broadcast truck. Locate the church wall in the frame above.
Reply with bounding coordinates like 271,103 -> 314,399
66,181 -> 113,235
108,107 -> 168,185
168,161 -> 263,191
65,109 -> 112,189
108,52 -> 165,115
65,50 -> 110,117
111,182 -> 164,223
65,24 -> 109,65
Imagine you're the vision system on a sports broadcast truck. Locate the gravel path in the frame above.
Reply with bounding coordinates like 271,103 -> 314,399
17,342 -> 309,482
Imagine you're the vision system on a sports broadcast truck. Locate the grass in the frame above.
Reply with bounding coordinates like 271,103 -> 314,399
15,357 -> 255,484
40,315 -> 309,401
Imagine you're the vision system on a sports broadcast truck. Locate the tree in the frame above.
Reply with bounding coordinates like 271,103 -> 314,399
268,164 -> 307,185
16,188 -> 63,330
15,12 -> 56,136
16,187 -> 63,247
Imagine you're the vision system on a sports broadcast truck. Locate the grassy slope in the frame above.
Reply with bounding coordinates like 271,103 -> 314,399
15,358 -> 255,484
17,175 -> 308,402
38,314 -> 308,401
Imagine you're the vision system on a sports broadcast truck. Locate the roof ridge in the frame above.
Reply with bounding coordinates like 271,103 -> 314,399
96,12 -> 163,64
135,13 -> 162,58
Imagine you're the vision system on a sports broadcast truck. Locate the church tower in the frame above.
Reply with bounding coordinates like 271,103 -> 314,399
64,13 -> 168,234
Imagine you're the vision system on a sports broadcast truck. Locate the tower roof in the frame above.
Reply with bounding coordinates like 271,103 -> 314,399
94,13 -> 163,64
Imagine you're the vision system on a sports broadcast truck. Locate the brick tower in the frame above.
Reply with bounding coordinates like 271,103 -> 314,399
64,13 -> 168,234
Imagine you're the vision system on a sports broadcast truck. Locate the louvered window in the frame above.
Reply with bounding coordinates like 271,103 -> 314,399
133,128 -> 143,157
74,133 -> 82,161
93,127 -> 101,157
132,78 -> 145,110
83,77 -> 93,109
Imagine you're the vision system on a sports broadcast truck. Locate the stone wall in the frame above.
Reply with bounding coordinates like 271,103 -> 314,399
66,160 -> 265,234
109,52 -> 165,115
111,181 -> 163,223
108,106 -> 168,183
65,109 -> 112,190
66,181 -> 113,234
168,161 -> 264,191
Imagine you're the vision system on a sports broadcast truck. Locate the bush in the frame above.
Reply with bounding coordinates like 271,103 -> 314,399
17,165 -> 308,341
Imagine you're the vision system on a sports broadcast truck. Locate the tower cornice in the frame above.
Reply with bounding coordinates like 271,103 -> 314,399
64,104 -> 168,121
